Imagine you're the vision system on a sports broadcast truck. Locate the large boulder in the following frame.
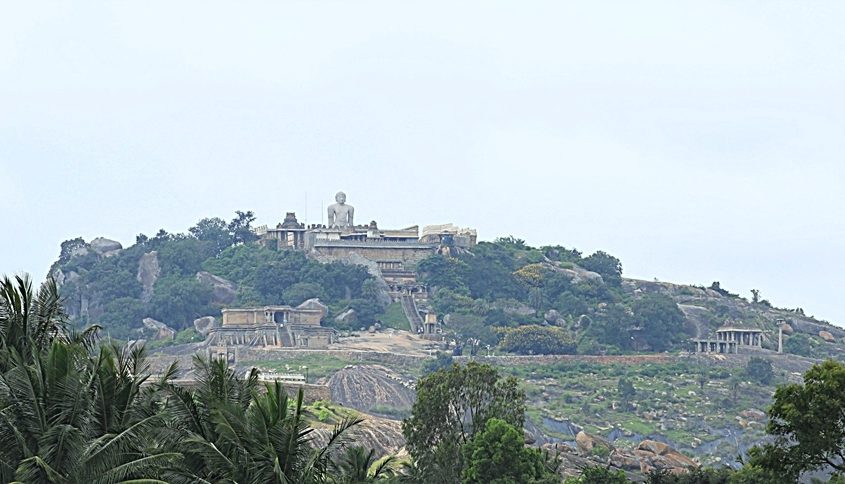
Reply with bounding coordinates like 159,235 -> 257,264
575,431 -> 614,456
740,409 -> 767,422
297,298 -> 329,320
335,308 -> 357,325
637,440 -> 670,456
820,330 -> 836,342
635,439 -> 698,474
779,322 -> 794,335
137,251 -> 160,303
142,318 -> 175,340
89,237 -> 123,257
193,316 -> 216,337
196,271 -> 237,305
610,449 -> 642,471
544,309 -> 563,325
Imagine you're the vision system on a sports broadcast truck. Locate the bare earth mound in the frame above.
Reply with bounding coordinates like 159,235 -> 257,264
328,364 -> 416,417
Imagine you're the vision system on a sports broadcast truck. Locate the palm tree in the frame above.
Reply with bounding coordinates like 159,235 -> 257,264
0,274 -> 98,371
331,446 -> 397,483
160,356 -> 364,483
0,340 -> 179,483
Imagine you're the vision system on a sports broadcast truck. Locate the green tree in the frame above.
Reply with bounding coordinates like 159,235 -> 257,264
579,251 -> 623,286
157,236 -> 214,276
417,255 -> 470,294
283,282 -> 326,306
448,313 -> 498,347
98,297 -> 146,338
784,333 -> 815,357
541,245 -> 582,264
500,325 -> 576,355
461,418 -> 558,484
744,357 -> 774,385
189,216 -> 232,254
750,360 -> 845,480
630,294 -> 688,352
148,275 -> 214,329
331,446 -> 397,483
0,274 -> 95,369
580,303 -> 630,352
228,210 -> 258,245
159,356 -> 365,483
402,362 -> 525,483
0,340 -> 178,482
618,377 -> 636,410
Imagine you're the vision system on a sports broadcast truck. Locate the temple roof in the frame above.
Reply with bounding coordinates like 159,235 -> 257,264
716,319 -> 762,332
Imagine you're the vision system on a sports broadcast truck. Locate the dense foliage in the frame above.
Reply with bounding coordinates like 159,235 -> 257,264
51,212 -> 381,338
418,238 -> 691,355
500,325 -> 576,355
402,362 -> 528,483
748,359 -> 845,480
462,418 -> 559,484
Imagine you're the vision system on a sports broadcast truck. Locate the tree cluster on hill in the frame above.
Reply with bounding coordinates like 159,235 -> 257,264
51,212 -> 382,339
417,237 -> 691,356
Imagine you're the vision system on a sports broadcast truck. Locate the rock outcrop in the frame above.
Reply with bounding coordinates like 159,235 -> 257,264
335,308 -> 357,325
142,318 -> 175,340
544,309 -> 564,325
196,271 -> 237,305
327,365 -> 415,417
575,430 -> 614,455
89,237 -> 123,257
193,316 -> 216,336
297,298 -> 329,320
634,439 -> 698,474
311,414 -> 405,457
137,251 -> 160,303
819,330 -> 836,342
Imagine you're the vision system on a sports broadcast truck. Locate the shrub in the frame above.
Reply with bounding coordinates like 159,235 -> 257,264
500,325 -> 576,355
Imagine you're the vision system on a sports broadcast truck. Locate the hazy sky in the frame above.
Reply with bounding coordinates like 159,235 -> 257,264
1,2 -> 843,325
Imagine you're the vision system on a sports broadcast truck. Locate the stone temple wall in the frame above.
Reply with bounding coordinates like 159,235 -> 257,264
312,245 -> 434,270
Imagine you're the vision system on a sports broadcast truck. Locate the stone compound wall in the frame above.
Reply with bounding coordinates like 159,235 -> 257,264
236,348 -> 429,369
312,245 -> 434,270
454,354 -> 676,366
282,383 -> 331,403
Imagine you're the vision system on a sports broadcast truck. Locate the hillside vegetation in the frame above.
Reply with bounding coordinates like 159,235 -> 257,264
48,215 -> 841,358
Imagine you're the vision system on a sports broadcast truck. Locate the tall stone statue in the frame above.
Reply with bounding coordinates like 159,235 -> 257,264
327,191 -> 354,229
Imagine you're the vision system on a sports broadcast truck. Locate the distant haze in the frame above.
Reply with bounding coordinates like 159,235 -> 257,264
1,2 -> 843,325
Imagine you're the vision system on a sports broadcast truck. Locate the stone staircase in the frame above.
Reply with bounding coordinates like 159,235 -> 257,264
400,294 -> 424,332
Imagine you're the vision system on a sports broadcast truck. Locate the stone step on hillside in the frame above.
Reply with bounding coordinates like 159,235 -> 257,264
400,295 -> 423,332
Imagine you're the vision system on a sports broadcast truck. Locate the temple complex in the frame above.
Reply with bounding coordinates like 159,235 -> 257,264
253,191 -> 477,330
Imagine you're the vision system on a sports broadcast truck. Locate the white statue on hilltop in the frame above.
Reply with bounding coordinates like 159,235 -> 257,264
327,191 -> 354,229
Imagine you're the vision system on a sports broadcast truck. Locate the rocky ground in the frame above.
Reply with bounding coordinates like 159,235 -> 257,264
327,364 -> 416,419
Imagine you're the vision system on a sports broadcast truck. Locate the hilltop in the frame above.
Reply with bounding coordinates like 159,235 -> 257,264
46,210 -> 842,359
38,211 -> 845,475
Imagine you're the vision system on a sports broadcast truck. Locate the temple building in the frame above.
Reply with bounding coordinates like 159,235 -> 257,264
205,301 -> 336,349
692,320 -> 765,354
